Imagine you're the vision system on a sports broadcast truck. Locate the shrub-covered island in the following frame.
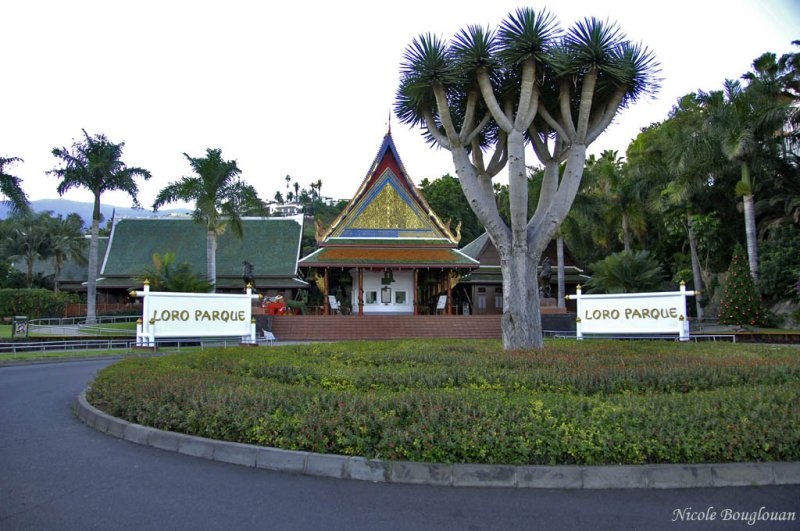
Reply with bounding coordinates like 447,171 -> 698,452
87,340 -> 800,465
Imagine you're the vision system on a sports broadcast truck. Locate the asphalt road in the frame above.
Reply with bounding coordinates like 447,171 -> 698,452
1,359 -> 798,531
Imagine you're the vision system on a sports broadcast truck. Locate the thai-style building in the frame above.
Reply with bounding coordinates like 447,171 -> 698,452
95,215 -> 307,300
298,133 -> 478,315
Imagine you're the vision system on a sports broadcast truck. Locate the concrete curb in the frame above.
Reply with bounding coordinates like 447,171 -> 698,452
75,389 -> 800,489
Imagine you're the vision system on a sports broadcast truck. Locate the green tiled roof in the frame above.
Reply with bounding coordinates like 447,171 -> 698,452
102,216 -> 303,279
97,276 -> 308,290
460,233 -> 490,260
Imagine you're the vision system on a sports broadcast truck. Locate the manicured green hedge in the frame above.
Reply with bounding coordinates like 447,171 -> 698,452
87,340 -> 800,465
0,289 -> 79,319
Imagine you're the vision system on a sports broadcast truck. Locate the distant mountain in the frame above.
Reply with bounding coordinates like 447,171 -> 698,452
0,199 -> 192,227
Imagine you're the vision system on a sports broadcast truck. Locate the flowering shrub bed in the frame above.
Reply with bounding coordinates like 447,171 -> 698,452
87,340 -> 800,465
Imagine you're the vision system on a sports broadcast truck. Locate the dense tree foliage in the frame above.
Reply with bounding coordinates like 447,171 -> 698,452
553,42 -> 799,322
584,250 -> 665,294
0,212 -> 87,290
2,212 -> 52,288
759,226 -> 800,302
418,174 -> 482,245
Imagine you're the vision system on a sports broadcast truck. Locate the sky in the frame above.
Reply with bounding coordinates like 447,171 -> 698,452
2,0 -> 798,212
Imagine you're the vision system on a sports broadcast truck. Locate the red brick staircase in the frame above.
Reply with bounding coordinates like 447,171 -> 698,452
268,306 -> 569,341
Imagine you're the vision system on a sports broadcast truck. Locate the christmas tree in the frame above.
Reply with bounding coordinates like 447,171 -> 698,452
718,243 -> 765,327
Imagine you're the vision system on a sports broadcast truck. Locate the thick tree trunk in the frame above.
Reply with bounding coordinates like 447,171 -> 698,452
207,229 -> 217,292
687,214 -> 704,321
499,247 -> 541,349
557,236 -> 565,309
742,193 -> 759,284
499,129 -> 542,350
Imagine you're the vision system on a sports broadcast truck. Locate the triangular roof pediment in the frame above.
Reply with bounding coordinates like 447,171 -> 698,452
322,133 -> 457,244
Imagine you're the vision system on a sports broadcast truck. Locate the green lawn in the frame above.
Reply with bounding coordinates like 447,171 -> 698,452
0,346 -> 203,364
0,324 -> 47,339
0,322 -> 137,340
85,339 -> 800,466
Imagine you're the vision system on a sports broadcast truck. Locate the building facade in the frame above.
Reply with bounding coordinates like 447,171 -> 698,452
299,133 -> 478,315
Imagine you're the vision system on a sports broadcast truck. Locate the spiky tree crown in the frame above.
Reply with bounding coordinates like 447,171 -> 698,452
718,243 -> 765,326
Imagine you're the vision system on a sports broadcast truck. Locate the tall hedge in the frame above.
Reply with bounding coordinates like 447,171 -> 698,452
0,289 -> 79,320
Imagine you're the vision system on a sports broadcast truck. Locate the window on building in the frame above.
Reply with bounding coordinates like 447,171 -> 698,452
365,291 -> 377,304
395,291 -> 407,304
495,287 -> 503,309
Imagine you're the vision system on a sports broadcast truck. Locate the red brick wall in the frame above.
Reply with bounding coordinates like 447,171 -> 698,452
270,315 -> 502,340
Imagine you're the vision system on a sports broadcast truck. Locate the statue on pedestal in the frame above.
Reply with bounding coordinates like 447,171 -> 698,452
242,260 -> 255,290
539,257 -> 552,299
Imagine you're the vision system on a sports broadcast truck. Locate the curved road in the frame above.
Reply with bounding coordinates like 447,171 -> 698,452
1,359 -> 798,531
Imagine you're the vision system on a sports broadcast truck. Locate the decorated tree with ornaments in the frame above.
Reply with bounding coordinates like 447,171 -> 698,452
718,243 -> 765,326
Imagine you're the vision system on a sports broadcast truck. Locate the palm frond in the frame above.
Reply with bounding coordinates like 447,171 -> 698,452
0,156 -> 30,215
451,25 -> 498,73
607,41 -> 661,105
400,33 -> 455,86
496,7 -> 559,67
559,17 -> 624,75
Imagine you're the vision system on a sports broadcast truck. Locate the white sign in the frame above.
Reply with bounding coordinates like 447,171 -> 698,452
567,283 -> 697,340
131,283 -> 259,346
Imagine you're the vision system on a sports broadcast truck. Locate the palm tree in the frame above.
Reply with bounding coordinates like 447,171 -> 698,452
47,213 -> 87,293
584,250 -> 665,294
626,97 -> 716,320
752,45 -> 800,234
0,156 -> 30,215
584,150 -> 649,252
700,54 -> 794,284
140,252 -> 212,293
49,130 -> 151,323
152,148 -> 261,291
2,212 -> 52,288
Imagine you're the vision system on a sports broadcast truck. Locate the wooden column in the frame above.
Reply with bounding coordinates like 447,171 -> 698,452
412,268 -> 418,316
446,269 -> 452,315
323,268 -> 330,315
358,268 -> 364,316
